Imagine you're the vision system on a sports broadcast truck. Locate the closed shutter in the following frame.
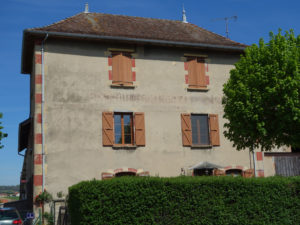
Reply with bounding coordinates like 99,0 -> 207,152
123,53 -> 133,85
181,113 -> 192,146
102,112 -> 114,146
112,52 -> 133,86
187,57 -> 198,88
134,112 -> 145,146
197,58 -> 207,87
209,114 -> 220,146
187,57 -> 207,88
112,52 -> 123,85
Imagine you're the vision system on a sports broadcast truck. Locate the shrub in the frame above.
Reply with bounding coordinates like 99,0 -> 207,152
68,176 -> 300,225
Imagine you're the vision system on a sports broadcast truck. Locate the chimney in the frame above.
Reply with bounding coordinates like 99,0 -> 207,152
84,3 -> 89,13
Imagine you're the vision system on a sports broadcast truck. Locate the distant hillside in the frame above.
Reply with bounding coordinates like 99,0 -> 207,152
0,185 -> 20,194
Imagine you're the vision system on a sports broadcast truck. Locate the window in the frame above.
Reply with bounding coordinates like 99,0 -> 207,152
191,114 -> 210,145
185,56 -> 208,89
110,52 -> 134,86
114,113 -> 133,145
102,112 -> 145,147
181,113 -> 220,147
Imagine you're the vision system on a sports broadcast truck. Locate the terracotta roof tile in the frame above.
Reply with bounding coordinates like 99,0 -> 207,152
30,12 -> 246,48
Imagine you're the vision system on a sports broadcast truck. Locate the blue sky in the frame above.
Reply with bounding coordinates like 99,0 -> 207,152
0,0 -> 299,185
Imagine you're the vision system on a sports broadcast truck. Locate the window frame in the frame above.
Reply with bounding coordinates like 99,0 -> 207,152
113,112 -> 134,146
190,113 -> 211,147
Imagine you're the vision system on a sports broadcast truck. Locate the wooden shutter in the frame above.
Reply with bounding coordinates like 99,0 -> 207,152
134,112 -> 145,146
181,113 -> 192,146
187,57 -> 206,88
102,112 -> 114,146
209,114 -> 220,146
112,53 -> 123,85
197,58 -> 207,87
112,52 -> 133,86
123,53 -> 133,85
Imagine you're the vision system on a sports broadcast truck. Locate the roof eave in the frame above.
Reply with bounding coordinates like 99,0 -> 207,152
21,29 -> 246,74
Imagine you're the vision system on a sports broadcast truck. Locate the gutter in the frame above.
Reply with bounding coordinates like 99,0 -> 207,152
24,30 -> 246,51
41,33 -> 48,192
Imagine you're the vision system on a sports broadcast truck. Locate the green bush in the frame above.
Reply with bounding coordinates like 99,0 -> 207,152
68,176 -> 300,225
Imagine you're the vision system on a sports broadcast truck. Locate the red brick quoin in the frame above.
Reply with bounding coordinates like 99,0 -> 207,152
34,175 -> 43,186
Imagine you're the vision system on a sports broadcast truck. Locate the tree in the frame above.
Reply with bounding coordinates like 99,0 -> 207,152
0,113 -> 8,149
222,30 -> 300,151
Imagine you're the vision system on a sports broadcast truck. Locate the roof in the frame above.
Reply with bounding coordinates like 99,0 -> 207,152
21,12 -> 247,74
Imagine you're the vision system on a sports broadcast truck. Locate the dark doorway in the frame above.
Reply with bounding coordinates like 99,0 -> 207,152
194,168 -> 213,176
115,172 -> 136,177
226,169 -> 242,177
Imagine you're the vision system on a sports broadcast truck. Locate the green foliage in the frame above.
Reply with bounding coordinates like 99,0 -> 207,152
56,191 -> 64,198
35,190 -> 53,203
68,176 -> 300,225
43,212 -> 54,225
223,30 -> 300,151
0,113 -> 8,149
0,185 -> 20,193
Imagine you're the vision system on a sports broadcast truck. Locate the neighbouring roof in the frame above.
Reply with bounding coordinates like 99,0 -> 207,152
21,12 -> 247,74
189,161 -> 224,170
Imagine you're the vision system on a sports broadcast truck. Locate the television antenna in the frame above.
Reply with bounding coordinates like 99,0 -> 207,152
212,16 -> 237,38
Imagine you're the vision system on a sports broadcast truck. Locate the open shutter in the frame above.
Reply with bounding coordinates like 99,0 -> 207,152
102,112 -> 114,146
181,113 -> 192,146
123,53 -> 133,85
209,114 -> 220,146
187,57 -> 207,88
134,112 -> 145,146
112,52 -> 123,85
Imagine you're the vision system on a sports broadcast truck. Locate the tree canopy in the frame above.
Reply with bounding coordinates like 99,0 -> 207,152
222,30 -> 300,151
0,113 -> 8,149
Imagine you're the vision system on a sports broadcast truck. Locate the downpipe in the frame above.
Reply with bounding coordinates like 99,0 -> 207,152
41,33 -> 48,192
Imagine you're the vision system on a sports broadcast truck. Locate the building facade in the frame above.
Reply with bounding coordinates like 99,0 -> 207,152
17,11 -> 287,214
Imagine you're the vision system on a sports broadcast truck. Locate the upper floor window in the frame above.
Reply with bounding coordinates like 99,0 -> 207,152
102,112 -> 145,147
185,56 -> 209,90
181,113 -> 220,147
110,52 -> 135,87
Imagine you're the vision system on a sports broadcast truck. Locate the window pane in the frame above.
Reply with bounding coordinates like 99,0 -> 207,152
124,135 -> 132,144
114,114 -> 122,144
191,115 -> 209,145
123,115 -> 132,144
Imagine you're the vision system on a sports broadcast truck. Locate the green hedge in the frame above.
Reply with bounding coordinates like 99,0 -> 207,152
68,176 -> 300,225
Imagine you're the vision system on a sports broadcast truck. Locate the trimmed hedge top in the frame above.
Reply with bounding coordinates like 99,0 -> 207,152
68,176 -> 300,225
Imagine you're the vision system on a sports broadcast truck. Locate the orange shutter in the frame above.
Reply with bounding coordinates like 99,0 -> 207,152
197,58 -> 207,87
209,114 -> 220,146
134,112 -> 145,146
187,57 -> 198,88
181,113 -> 192,146
123,53 -> 133,85
187,57 -> 207,88
112,52 -> 133,86
102,112 -> 114,146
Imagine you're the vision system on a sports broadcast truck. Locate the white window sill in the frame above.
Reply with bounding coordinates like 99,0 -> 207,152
112,145 -> 137,150
191,145 -> 212,149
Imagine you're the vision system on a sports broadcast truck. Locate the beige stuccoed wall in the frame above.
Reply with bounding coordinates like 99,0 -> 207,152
41,40 -> 255,194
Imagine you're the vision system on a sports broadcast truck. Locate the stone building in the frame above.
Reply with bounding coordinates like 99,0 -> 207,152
17,8 -> 285,216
